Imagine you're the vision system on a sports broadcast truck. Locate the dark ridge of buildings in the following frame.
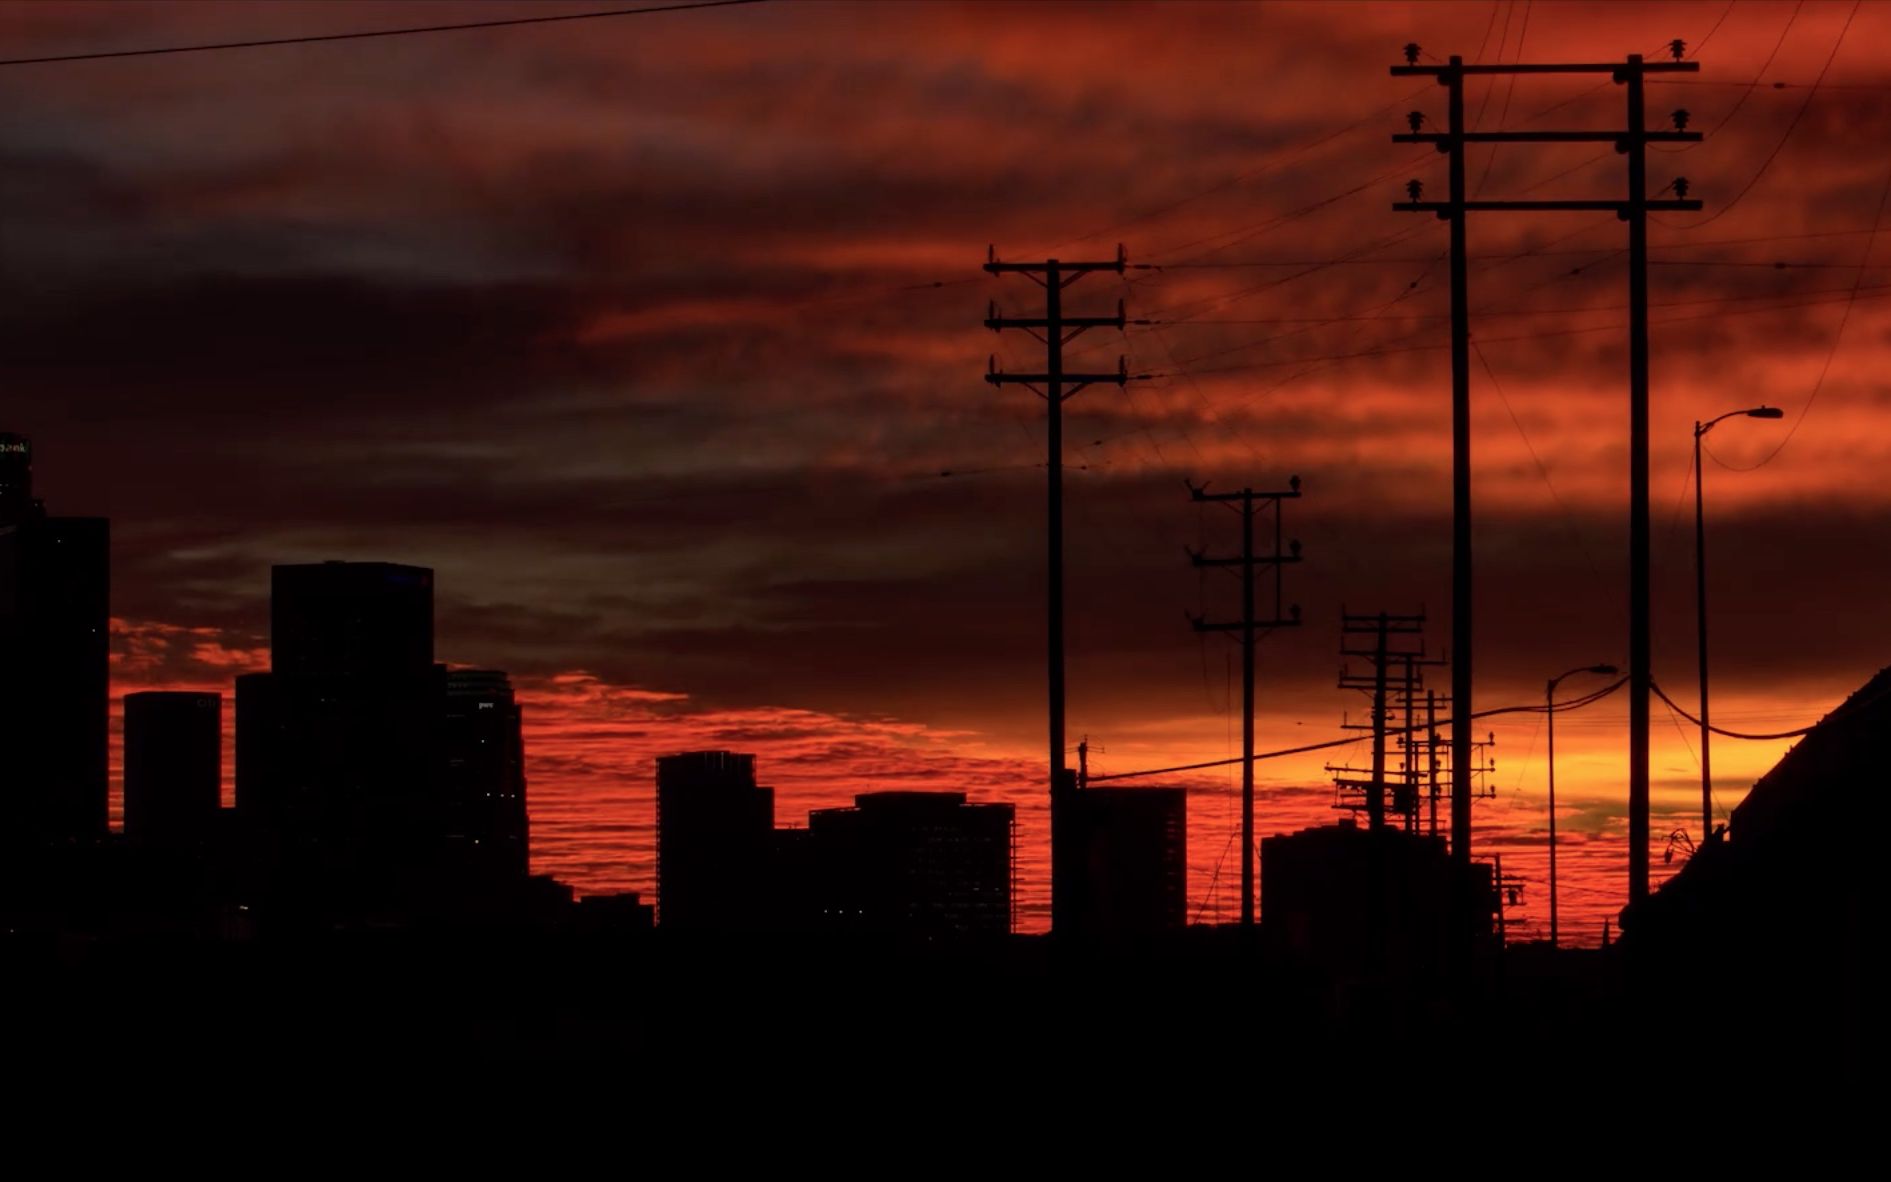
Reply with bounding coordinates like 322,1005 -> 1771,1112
124,691 -> 221,846
798,790 -> 1013,937
0,432 -> 109,844
656,750 -> 774,931
443,668 -> 529,881
574,890 -> 655,934
1052,782 -> 1188,938
1261,819 -> 1495,981
1622,664 -> 1884,1047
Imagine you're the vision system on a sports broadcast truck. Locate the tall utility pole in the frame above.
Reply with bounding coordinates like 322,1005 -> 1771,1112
1186,477 -> 1303,927
1391,46 -> 1703,903
984,245 -> 1145,933
1330,611 -> 1436,832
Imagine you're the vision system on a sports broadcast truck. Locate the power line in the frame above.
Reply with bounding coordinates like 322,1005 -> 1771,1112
1168,280 -> 1891,378
1090,678 -> 1626,783
1659,0 -> 1862,230
1472,338 -> 1603,584
1648,681 -> 1842,741
0,1 -> 767,67
1737,132 -> 1891,469
1684,0 -> 1802,144
1035,81 -> 1437,254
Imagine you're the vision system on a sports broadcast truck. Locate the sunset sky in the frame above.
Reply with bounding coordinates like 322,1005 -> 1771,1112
7,0 -> 1887,940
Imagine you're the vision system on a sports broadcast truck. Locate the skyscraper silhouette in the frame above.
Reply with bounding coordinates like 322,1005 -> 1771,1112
0,434 -> 109,845
124,691 -> 221,847
656,750 -> 773,930
237,561 -> 443,907
442,669 -> 529,881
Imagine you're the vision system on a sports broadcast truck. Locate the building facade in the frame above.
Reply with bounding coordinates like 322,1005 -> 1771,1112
124,691 -> 221,846
0,434 -> 109,845
655,750 -> 774,930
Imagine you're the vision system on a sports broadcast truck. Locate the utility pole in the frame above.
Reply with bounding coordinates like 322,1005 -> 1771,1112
1426,689 -> 1440,840
984,245 -> 1147,934
1330,611 -> 1438,831
1186,478 -> 1304,927
1391,44 -> 1703,904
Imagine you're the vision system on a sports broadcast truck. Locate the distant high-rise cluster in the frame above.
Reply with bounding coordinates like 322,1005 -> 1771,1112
236,560 -> 531,908
0,433 -> 549,927
4,433 -> 1192,944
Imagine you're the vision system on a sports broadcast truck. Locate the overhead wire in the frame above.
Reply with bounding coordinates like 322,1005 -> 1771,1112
1090,677 -> 1627,783
1659,0 -> 1862,230
0,0 -> 769,66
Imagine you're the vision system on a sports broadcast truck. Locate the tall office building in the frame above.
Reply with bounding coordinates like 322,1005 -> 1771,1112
237,561 -> 442,902
655,750 -> 774,930
0,433 -> 109,844
124,691 -> 221,846
442,669 -> 528,881
803,791 -> 1013,937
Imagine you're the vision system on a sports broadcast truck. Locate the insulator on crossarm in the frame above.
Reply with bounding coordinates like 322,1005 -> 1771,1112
1672,108 -> 1691,131
1403,42 -> 1421,65
1669,38 -> 1686,62
1406,179 -> 1424,202
1673,176 -> 1691,199
1407,110 -> 1426,133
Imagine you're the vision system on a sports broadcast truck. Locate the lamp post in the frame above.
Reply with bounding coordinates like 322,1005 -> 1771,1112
1547,662 -> 1617,948
1693,405 -> 1784,846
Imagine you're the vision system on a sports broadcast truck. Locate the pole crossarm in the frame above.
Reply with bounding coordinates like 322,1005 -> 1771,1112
1391,61 -> 1700,77
985,244 -> 1128,284
1394,130 -> 1700,145
1395,199 -> 1703,214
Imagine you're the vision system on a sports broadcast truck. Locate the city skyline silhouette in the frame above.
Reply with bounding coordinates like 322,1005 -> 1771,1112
0,0 -> 1879,1076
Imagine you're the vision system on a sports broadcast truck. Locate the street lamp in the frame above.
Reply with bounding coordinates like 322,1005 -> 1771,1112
1547,662 -> 1618,948
1693,405 -> 1785,847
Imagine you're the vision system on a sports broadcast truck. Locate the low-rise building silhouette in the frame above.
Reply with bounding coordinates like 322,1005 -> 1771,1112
801,790 -> 1012,937
1262,819 -> 1495,981
1054,783 -> 1187,937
